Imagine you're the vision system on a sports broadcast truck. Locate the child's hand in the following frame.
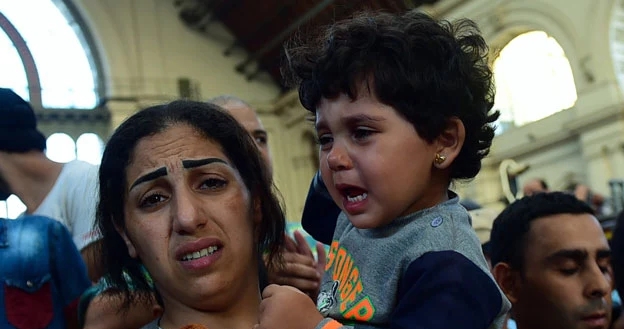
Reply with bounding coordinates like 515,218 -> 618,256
266,232 -> 326,300
256,284 -> 324,329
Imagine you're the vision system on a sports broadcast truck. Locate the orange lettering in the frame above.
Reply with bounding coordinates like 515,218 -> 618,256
341,267 -> 359,300
332,248 -> 347,281
344,296 -> 375,321
326,241 -> 339,270
338,257 -> 354,292
340,280 -> 362,312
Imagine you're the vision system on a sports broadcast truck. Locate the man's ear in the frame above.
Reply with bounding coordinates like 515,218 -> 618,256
433,117 -> 465,170
492,262 -> 521,304
115,224 -> 137,258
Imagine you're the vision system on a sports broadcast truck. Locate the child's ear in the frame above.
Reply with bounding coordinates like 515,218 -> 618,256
115,224 -> 138,258
492,262 -> 520,304
433,117 -> 465,170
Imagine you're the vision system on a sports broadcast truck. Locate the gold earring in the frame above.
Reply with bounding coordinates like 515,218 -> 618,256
434,153 -> 446,164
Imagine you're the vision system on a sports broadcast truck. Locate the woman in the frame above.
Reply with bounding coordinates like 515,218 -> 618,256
96,100 -> 285,329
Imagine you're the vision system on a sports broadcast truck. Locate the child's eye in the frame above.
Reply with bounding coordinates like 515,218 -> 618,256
316,134 -> 333,149
139,193 -> 168,208
353,127 -> 375,141
199,178 -> 227,191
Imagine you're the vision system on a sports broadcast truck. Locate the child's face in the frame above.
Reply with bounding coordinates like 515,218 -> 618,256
315,92 -> 447,229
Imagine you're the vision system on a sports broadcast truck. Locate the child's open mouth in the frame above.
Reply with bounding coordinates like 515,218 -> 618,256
346,190 -> 368,203
338,185 -> 369,206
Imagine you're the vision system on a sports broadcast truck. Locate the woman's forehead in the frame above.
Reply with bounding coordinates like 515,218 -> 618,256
128,125 -> 229,173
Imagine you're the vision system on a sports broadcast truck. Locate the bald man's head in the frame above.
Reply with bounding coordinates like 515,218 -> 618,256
523,178 -> 549,196
210,96 -> 273,178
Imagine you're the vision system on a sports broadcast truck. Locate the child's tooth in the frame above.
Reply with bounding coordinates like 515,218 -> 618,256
200,248 -> 208,257
193,251 -> 201,259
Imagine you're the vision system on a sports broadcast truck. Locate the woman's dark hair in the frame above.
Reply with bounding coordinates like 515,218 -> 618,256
489,192 -> 595,271
283,10 -> 498,179
96,100 -> 285,308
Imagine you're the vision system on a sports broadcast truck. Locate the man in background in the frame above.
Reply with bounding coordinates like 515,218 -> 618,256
0,88 -> 101,281
490,192 -> 612,329
522,178 -> 549,196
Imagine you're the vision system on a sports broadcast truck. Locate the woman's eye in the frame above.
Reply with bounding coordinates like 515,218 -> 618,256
139,194 -> 167,208
254,135 -> 268,145
200,178 -> 227,190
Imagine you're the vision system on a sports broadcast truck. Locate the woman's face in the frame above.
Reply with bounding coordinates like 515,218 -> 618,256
121,124 -> 261,312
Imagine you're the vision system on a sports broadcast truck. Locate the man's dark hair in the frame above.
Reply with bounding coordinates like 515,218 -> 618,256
0,88 -> 46,153
490,192 -> 595,269
611,211 -> 624,295
283,10 -> 498,179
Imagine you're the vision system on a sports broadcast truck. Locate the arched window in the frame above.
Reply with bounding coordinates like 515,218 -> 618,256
0,195 -> 26,219
0,0 -> 101,108
76,133 -> 104,165
45,133 -> 77,163
0,0 -> 107,219
0,27 -> 29,100
493,31 -> 578,134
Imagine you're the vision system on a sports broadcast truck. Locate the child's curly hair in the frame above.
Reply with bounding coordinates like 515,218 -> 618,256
283,10 -> 498,180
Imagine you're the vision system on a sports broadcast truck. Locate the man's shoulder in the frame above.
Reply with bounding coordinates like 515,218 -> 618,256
62,160 -> 98,176
58,160 -> 99,194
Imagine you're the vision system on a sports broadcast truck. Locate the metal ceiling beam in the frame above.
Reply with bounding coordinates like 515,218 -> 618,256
235,0 -> 336,73
0,12 -> 42,108
223,1 -> 297,56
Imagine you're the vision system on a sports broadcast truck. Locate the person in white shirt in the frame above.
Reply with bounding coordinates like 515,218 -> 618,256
0,88 -> 101,281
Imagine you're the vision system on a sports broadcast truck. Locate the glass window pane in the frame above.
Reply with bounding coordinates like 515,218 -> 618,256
6,195 -> 26,219
45,133 -> 76,163
493,31 -> 578,133
0,0 -> 97,108
76,133 -> 103,165
0,195 -> 27,219
0,28 -> 29,100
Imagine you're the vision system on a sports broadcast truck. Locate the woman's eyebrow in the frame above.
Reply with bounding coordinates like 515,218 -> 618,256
182,158 -> 228,169
130,167 -> 167,191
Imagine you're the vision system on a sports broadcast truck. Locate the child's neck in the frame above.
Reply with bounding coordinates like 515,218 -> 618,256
405,181 -> 450,216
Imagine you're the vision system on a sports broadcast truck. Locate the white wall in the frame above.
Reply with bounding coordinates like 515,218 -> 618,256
267,0 -> 624,218
430,0 -> 624,207
72,0 -> 281,127
260,93 -> 318,222
69,0 -> 624,221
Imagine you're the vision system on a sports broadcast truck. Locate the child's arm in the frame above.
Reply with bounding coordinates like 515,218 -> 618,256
391,251 -> 505,329
256,284 -> 347,329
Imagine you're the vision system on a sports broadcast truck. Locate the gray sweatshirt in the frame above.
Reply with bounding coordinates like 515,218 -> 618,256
314,194 -> 511,329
